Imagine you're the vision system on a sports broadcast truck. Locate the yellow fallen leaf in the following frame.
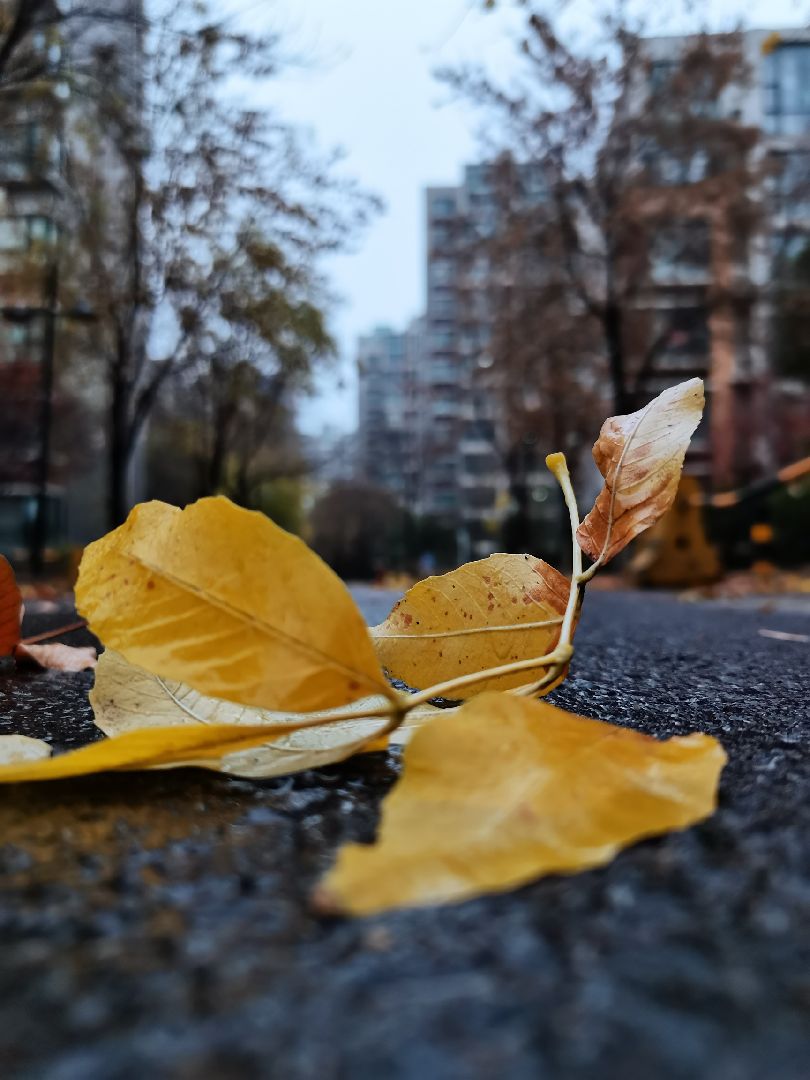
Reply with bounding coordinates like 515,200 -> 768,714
371,554 -> 569,693
577,379 -> 704,565
0,714 -> 391,784
315,693 -> 726,916
90,649 -> 433,778
0,734 -> 52,764
76,497 -> 393,712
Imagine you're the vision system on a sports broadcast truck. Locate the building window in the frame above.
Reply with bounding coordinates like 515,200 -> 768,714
431,327 -> 455,351
650,220 -> 710,283
643,146 -> 709,186
655,306 -> 710,371
430,258 -> 454,286
431,195 -> 456,217
0,318 -> 45,364
772,150 -> 810,216
0,215 -> 54,251
0,122 -> 59,182
0,215 -> 55,273
772,230 -> 810,283
763,43 -> 810,135
431,290 -> 456,317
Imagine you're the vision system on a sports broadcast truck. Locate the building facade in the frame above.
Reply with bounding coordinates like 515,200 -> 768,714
356,28 -> 810,561
634,29 -> 810,488
0,1 -> 143,557
357,165 -> 556,561
357,324 -> 409,502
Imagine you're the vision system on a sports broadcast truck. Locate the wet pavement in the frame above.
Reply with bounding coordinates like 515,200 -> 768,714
0,590 -> 808,1080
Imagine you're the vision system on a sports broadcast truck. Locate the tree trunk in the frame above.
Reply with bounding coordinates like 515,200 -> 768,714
107,357 -> 131,529
604,301 -> 630,415
233,455 -> 251,507
205,396 -> 237,495
501,442 -> 533,554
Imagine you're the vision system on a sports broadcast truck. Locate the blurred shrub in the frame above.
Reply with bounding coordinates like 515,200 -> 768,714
308,483 -> 413,580
771,478 -> 810,566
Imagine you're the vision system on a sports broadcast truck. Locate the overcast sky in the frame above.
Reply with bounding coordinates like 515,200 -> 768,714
227,0 -> 806,436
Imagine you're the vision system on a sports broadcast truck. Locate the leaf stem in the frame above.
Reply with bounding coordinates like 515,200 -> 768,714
547,453 -> 583,644
19,619 -> 88,645
507,453 -> 584,699
403,646 -> 566,709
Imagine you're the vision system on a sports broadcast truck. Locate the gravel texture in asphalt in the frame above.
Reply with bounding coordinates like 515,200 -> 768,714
0,591 -> 808,1080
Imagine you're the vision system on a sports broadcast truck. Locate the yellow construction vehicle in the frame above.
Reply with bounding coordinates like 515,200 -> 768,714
629,456 -> 810,587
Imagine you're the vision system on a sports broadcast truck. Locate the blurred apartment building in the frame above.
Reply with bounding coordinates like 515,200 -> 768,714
356,319 -> 425,507
634,28 -> 810,487
0,1 -> 142,555
358,166 -> 548,560
358,29 -> 810,553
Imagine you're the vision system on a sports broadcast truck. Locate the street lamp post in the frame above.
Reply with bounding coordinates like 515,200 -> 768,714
1,269 -> 95,576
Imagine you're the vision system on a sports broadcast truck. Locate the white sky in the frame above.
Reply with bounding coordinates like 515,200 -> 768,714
226,0 -> 807,436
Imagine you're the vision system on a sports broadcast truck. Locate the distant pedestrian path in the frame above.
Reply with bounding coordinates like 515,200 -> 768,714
348,584 -> 404,626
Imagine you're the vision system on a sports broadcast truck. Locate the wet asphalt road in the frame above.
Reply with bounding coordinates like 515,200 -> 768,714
0,590 -> 808,1080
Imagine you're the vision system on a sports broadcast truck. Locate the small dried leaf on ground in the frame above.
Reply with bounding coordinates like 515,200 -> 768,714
76,496 -> 392,712
0,555 -> 21,656
578,379 -> 704,565
0,734 -> 52,764
14,642 -> 97,672
315,693 -> 726,916
371,553 -> 569,693
758,628 -> 810,644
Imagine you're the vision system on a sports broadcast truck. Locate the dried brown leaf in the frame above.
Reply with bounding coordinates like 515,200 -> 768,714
577,379 -> 704,565
14,642 -> 98,672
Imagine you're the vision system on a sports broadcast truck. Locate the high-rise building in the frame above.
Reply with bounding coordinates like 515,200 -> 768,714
357,27 -> 810,560
354,320 -> 427,502
357,324 -> 415,503
633,29 -> 810,487
0,2 -> 143,554
421,165 -> 549,558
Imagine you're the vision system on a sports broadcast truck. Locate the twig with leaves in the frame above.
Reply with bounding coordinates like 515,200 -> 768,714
0,378 -> 725,916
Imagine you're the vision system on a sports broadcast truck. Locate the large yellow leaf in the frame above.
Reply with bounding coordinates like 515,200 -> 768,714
577,379 -> 704,565
315,693 -> 726,915
89,649 -> 435,778
371,554 -> 570,693
76,497 -> 393,712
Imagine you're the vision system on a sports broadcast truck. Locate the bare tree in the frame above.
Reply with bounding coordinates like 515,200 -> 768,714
439,8 -> 763,421
58,0 -> 377,526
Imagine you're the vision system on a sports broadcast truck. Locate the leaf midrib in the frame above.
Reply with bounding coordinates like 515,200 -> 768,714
119,549 -> 387,695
